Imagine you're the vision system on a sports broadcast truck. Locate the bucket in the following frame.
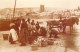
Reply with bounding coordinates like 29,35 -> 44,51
3,34 -> 8,40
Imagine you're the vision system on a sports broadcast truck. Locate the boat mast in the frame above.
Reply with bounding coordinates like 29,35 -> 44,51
13,0 -> 17,19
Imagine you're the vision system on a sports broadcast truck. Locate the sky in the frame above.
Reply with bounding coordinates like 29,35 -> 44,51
0,0 -> 80,9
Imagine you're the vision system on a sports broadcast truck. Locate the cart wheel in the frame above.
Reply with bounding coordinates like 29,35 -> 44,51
58,26 -> 63,32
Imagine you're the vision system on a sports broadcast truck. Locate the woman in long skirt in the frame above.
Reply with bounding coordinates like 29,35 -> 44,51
19,19 -> 28,46
9,25 -> 18,44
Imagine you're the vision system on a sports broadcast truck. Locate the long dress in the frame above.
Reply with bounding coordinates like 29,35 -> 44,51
19,21 -> 28,44
19,28 -> 27,43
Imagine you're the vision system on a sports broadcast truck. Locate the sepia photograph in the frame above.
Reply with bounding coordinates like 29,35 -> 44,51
0,0 -> 80,52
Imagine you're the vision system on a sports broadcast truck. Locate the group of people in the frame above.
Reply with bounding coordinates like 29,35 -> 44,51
9,18 -> 47,46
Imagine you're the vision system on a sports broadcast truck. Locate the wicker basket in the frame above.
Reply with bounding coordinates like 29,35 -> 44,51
3,34 -> 8,40
41,40 -> 47,47
31,45 -> 38,51
47,38 -> 54,45
47,40 -> 54,45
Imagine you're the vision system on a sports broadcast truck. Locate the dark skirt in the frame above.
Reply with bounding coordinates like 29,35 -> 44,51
19,28 -> 28,43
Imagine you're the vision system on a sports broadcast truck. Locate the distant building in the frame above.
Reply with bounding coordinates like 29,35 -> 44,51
40,5 -> 44,12
78,6 -> 80,11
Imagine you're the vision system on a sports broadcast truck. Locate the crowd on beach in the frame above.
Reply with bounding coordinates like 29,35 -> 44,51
9,18 -> 49,46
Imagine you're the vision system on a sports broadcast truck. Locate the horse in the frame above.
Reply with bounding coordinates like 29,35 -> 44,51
61,17 -> 79,33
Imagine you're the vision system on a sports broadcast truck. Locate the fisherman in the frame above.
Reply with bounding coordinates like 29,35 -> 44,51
36,21 -> 40,30
27,18 -> 33,44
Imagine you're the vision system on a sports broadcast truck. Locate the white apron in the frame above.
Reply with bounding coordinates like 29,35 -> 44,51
9,28 -> 18,41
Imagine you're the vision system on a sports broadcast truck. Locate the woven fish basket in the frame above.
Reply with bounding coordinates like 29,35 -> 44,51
3,34 -> 8,40
47,40 -> 54,45
31,45 -> 38,51
47,38 -> 54,45
41,40 -> 48,47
